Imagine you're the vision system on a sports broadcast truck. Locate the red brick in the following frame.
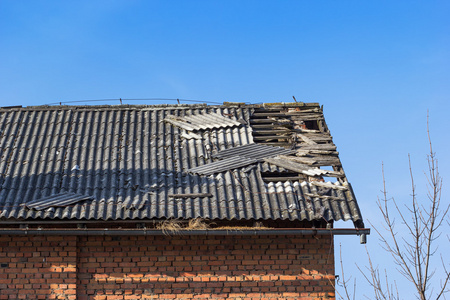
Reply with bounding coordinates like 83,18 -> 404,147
0,234 -> 335,299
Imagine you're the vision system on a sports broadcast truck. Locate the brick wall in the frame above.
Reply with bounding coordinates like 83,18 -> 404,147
0,234 -> 335,300
0,235 -> 77,299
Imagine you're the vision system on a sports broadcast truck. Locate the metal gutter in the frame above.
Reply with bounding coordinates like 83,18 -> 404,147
0,228 -> 369,241
0,220 -> 188,225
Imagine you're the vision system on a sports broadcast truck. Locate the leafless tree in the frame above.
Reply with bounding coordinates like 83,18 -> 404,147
366,119 -> 449,300
339,117 -> 450,300
334,243 -> 357,300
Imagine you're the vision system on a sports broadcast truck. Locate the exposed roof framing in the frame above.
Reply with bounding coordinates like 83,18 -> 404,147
248,104 -> 346,184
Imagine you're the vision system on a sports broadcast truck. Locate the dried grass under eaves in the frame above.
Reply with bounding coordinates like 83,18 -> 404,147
156,218 -> 270,235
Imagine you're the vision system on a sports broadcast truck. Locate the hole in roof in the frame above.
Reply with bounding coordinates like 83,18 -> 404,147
325,176 -> 338,183
261,171 -> 306,183
248,108 -> 294,148
321,166 -> 334,171
319,166 -> 338,183
304,120 -> 319,130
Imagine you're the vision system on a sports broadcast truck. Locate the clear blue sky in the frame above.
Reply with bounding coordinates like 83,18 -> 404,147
1,1 -> 449,298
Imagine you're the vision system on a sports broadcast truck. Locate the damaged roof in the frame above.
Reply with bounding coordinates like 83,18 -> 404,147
0,102 -> 364,226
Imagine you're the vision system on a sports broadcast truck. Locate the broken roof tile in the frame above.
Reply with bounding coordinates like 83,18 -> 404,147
188,156 -> 258,175
164,112 -> 241,131
187,144 -> 296,175
212,143 -> 295,160
24,193 -> 94,211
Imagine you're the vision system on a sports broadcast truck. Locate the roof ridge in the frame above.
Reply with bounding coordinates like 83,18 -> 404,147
0,102 -> 320,112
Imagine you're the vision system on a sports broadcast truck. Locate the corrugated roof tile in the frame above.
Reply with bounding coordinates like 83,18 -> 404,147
164,111 -> 241,131
24,192 -> 94,210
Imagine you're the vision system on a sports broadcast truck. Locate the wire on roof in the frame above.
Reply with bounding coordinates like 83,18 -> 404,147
44,98 -> 229,106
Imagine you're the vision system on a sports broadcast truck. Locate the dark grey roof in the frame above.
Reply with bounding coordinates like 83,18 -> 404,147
0,103 -> 363,224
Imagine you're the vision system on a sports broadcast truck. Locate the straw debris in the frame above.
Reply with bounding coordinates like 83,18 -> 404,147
186,218 -> 210,230
156,218 -> 271,235
156,219 -> 184,235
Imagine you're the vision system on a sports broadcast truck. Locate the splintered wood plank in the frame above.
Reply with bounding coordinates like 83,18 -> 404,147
285,112 -> 323,117
253,135 -> 291,140
250,124 -> 293,129
311,154 -> 341,161
278,155 -> 316,165
264,157 -> 310,172
294,128 -> 321,133
252,129 -> 291,135
303,134 -> 333,143
297,134 -> 317,145
249,118 -> 276,124
290,115 -> 324,121
262,176 -> 305,182
304,193 -> 345,201
273,155 -> 344,176
320,170 -> 345,177
311,181 -> 348,190
296,150 -> 339,156
298,144 -> 337,151
251,112 -> 287,117
289,156 -> 341,167
260,142 -> 293,147
287,108 -> 321,113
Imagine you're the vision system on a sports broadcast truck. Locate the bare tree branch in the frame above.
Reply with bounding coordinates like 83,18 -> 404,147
357,114 -> 450,300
